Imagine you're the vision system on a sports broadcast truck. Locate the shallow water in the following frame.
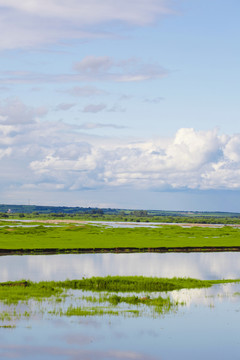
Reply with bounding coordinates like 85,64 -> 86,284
1,251 -> 240,359
1,252 -> 240,282
0,283 -> 240,360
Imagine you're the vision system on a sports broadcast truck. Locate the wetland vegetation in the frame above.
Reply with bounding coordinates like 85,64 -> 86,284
2,276 -> 237,301
1,276 -> 239,324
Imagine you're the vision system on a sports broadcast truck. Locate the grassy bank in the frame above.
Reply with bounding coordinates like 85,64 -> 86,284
0,223 -> 240,253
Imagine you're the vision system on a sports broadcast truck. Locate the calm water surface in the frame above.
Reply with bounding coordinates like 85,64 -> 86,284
1,252 -> 240,359
1,252 -> 240,282
0,283 -> 240,360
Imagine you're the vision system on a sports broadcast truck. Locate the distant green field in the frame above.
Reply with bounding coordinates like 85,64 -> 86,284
0,223 -> 240,253
1,203 -> 240,224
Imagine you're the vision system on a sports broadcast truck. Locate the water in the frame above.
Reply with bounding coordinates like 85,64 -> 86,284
1,252 -> 240,359
0,283 -> 240,360
1,252 -> 240,282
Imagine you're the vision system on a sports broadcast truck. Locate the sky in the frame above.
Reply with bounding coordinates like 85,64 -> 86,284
0,0 -> 240,212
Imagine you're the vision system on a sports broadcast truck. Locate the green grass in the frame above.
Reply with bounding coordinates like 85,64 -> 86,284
1,223 -> 240,252
0,280 -> 63,304
54,276 -> 240,292
0,277 -> 239,322
0,277 -> 239,302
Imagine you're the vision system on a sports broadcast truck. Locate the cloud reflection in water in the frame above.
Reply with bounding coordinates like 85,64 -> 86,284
1,252 -> 240,282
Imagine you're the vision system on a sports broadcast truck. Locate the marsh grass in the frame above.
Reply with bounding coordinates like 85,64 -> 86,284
0,280 -> 63,304
0,277 -> 239,324
1,277 -> 239,303
53,276 -> 240,292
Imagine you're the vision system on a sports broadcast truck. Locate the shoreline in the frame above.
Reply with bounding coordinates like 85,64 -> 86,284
1,246 -> 240,256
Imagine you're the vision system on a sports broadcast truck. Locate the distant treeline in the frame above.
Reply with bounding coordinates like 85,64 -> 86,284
0,204 -> 113,215
0,204 -> 240,224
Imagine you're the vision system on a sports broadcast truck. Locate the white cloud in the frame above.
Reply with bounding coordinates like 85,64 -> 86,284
0,0 -> 175,50
0,98 -> 48,125
2,110 -> 240,195
26,128 -> 238,191
165,128 -> 221,171
223,134 -> 240,162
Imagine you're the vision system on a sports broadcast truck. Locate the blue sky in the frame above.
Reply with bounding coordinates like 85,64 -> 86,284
0,0 -> 240,211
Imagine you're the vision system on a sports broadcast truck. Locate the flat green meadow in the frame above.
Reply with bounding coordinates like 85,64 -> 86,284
0,223 -> 240,252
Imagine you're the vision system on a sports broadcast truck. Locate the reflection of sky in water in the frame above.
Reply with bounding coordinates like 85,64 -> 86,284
1,252 -> 240,282
0,283 -> 240,360
170,282 -> 240,306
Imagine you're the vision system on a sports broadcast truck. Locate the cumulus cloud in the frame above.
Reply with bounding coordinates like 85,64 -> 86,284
28,127 -> 240,192
2,113 -> 240,195
0,0 -> 175,50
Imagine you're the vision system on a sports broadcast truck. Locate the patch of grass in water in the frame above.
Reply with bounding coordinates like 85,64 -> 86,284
54,276 -> 240,292
1,277 -> 239,304
0,277 -> 240,322
0,280 -> 63,304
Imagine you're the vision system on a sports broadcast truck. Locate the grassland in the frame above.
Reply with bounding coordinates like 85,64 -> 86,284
0,223 -> 240,254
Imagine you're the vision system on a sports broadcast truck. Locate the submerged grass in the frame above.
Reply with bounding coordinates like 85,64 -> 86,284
1,223 -> 240,252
